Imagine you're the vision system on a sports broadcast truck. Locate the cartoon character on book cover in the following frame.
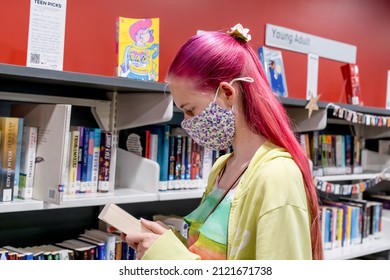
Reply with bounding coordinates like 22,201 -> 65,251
258,46 -> 288,97
117,17 -> 159,81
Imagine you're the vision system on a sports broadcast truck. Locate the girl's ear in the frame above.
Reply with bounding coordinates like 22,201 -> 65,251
218,81 -> 237,108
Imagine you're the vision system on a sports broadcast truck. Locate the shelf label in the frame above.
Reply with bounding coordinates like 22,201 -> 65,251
265,24 -> 356,63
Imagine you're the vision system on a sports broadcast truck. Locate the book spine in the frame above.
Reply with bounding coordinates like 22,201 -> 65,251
168,135 -> 176,183
0,117 -> 19,202
80,127 -> 90,193
86,129 -> 95,193
175,135 -> 182,182
159,125 -> 170,190
54,105 -> 71,204
98,131 -> 112,193
67,129 -> 80,195
75,126 -> 84,193
185,136 -> 192,180
18,126 -> 38,199
91,128 -> 101,193
13,118 -> 24,199
149,133 -> 159,163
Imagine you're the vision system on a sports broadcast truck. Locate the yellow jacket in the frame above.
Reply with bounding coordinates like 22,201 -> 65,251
142,141 -> 312,260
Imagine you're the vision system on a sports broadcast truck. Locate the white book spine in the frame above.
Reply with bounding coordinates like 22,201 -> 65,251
18,126 -> 38,199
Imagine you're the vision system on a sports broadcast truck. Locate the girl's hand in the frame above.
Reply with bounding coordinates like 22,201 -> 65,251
125,218 -> 169,259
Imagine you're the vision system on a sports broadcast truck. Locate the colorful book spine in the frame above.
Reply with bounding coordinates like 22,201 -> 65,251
18,126 -> 38,199
98,131 -> 112,193
0,117 -> 19,202
13,118 -> 24,199
80,127 -> 90,193
91,128 -> 101,193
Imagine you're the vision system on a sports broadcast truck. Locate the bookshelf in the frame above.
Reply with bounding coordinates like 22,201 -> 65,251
324,209 -> 390,260
0,63 -> 389,259
0,63 -> 173,213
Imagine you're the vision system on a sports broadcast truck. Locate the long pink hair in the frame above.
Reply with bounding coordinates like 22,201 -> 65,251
167,31 -> 323,260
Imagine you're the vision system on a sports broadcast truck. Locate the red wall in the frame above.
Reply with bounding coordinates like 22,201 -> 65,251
1,0 -> 389,108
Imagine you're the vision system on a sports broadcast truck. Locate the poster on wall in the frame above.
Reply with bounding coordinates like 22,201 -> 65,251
306,53 -> 319,100
26,0 -> 67,71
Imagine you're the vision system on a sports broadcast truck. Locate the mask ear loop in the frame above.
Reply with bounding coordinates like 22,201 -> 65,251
213,77 -> 254,102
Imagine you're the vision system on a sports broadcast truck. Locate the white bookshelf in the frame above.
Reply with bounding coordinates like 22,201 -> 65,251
45,188 -> 158,209
0,198 -> 43,213
158,188 -> 205,201
317,173 -> 390,182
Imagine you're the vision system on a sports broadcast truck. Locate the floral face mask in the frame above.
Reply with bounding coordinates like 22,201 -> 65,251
181,77 -> 254,151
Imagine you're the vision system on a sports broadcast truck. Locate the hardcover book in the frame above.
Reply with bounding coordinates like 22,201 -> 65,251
11,104 -> 72,205
18,126 -> 38,199
341,63 -> 361,105
98,131 -> 112,193
258,46 -> 288,97
118,128 -> 150,158
67,128 -> 80,195
0,117 -> 19,202
116,17 -> 160,81
13,118 -> 24,199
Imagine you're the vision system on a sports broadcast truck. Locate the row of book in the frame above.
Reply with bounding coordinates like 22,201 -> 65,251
0,104 -> 112,204
299,132 -> 365,177
320,198 -> 384,251
0,212 -> 189,260
0,229 -> 135,260
119,125 -> 232,191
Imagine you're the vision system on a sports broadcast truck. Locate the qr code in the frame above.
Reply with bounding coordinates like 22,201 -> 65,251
30,53 -> 40,64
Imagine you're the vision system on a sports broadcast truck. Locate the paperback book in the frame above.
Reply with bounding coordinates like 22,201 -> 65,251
258,46 -> 288,97
116,17 -> 160,81
0,117 -> 19,202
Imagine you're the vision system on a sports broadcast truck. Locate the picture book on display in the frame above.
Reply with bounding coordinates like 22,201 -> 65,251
116,17 -> 159,81
341,63 -> 361,105
258,46 -> 288,97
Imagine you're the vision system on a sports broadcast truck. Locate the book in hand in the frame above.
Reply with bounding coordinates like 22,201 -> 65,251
98,203 -> 151,235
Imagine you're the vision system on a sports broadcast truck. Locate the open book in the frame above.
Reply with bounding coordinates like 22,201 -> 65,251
98,203 -> 151,235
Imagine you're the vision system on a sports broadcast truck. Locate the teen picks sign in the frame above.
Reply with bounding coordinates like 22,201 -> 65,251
265,24 -> 356,64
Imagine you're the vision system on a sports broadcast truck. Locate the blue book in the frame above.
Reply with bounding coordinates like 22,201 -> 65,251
91,128 -> 101,193
78,236 -> 106,260
81,127 -> 94,193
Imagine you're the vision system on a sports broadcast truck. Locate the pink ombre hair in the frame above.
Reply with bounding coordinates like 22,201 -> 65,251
167,31 -> 323,260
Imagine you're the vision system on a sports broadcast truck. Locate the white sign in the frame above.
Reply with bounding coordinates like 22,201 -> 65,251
26,0 -> 67,70
306,53 -> 319,100
386,70 -> 390,110
265,24 -> 356,63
